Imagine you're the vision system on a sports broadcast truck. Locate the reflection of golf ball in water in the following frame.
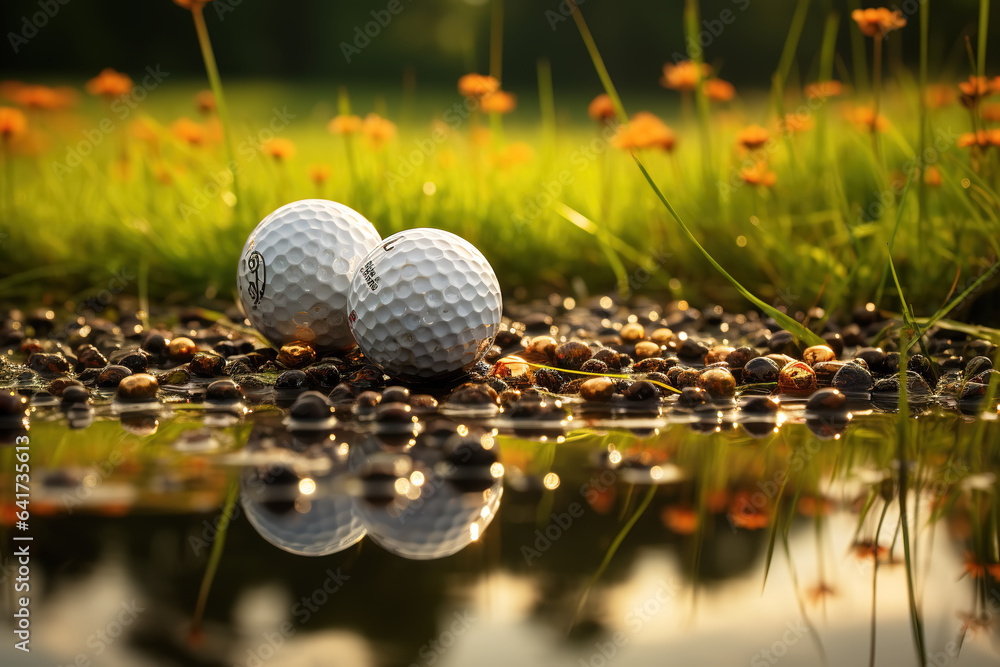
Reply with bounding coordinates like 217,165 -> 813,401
347,229 -> 502,382
240,464 -> 366,556
237,199 -> 381,350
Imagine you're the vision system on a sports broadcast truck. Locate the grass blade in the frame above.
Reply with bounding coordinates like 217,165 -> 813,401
633,155 -> 825,347
568,1 -> 628,124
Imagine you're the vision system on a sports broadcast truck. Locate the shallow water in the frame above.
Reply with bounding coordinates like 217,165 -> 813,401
3,398 -> 1000,667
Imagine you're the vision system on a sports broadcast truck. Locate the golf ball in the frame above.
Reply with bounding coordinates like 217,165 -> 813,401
237,199 -> 381,350
347,228 -> 502,382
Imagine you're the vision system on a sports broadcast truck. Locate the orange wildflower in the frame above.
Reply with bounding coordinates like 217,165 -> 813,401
362,113 -> 396,146
662,506 -> 698,535
458,73 -> 500,98
195,90 -> 216,114
925,83 -> 956,109
494,141 -> 534,168
174,0 -> 215,9
588,93 -> 616,122
613,112 -> 675,151
480,90 -> 517,114
923,165 -> 942,187
0,107 -> 27,139
171,117 -> 205,146
85,68 -> 132,98
962,554 -> 1000,579
959,76 -> 993,108
12,85 -> 75,110
263,137 -> 295,161
728,491 -> 770,530
705,78 -> 735,102
805,80 -> 844,100
982,103 -> 1000,122
851,8 -> 906,37
308,164 -> 331,185
845,106 -> 889,132
957,130 -> 999,148
736,124 -> 770,149
328,114 -> 362,135
660,61 -> 712,91
853,541 -> 889,562
739,161 -> 777,188
782,112 -> 813,134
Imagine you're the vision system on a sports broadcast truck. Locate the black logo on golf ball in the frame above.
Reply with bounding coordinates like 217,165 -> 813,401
246,251 -> 266,308
361,260 -> 380,291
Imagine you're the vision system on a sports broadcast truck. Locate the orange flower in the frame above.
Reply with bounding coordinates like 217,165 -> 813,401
12,85 -> 75,110
923,165 -> 942,186
782,112 -> 813,134
805,80 -> 844,100
736,124 -> 770,149
328,114 -> 362,135
494,141 -> 534,168
0,107 -> 27,139
263,137 -> 295,161
362,113 -> 396,146
613,111 -> 676,151
957,130 -> 999,148
171,117 -> 205,146
845,106 -> 889,132
853,541 -> 889,562
925,83 -> 956,109
588,93 -> 616,122
458,73 -> 500,98
660,61 -> 712,91
962,554 -> 1000,579
480,90 -> 516,114
982,103 -> 1000,122
195,90 -> 216,114
308,163 -> 331,185
85,68 -> 133,98
739,161 -> 777,187
661,506 -> 698,535
851,8 -> 906,37
796,496 -> 832,517
705,78 -> 735,102
959,76 -> 992,108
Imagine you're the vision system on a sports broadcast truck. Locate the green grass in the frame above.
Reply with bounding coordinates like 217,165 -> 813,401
2,13 -> 1000,323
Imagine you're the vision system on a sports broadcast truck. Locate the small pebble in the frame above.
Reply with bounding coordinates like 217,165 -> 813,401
168,337 -> 198,362
381,386 -> 411,403
97,365 -> 133,389
60,385 -> 91,406
697,368 -> 737,398
742,357 -> 781,384
580,377 -> 616,401
554,341 -> 593,370
278,342 -> 316,368
206,379 -> 243,402
28,353 -> 71,375
778,361 -> 817,395
677,386 -> 710,409
116,373 -> 159,402
289,391 -> 333,420
832,363 -> 874,392
740,395 -> 780,414
448,383 -> 499,405
274,370 -> 315,391
623,380 -> 657,401
190,351 -> 226,378
802,345 -> 836,366
705,345 -> 735,365
619,322 -> 645,343
806,388 -> 847,412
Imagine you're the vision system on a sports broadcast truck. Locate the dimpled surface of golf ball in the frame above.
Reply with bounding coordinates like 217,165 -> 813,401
348,228 -> 502,381
240,467 -> 366,557
237,199 -> 381,350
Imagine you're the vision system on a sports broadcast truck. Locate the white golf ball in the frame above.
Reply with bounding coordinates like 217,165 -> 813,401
347,228 -> 502,382
237,199 -> 381,350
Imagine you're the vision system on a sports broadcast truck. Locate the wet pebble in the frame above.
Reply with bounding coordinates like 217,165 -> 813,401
697,368 -> 736,398
381,386 -> 411,403
76,344 -> 108,369
116,373 -> 159,402
802,345 -> 836,366
554,341 -> 592,370
580,377 -> 616,401
206,379 -> 243,402
592,348 -> 628,370
579,359 -> 609,374
60,384 -> 91,406
805,388 -> 847,412
742,357 -> 780,384
289,391 -> 333,420
831,363 -> 874,392
448,383 -> 499,405
778,361 -> 817,395
623,380 -> 657,401
677,386 -> 710,409
114,351 -> 149,374
274,370 -> 315,391
676,338 -> 709,362
964,356 -> 993,380
277,343 -> 316,368
740,395 -> 780,414
167,337 -> 197,362
705,345 -> 735,365
534,368 -> 565,392
47,378 -> 82,397
190,351 -> 226,378
304,363 -> 342,389
620,322 -> 645,342
97,365 -> 133,389
0,391 -> 28,417
28,353 -> 70,375
156,368 -> 190,386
